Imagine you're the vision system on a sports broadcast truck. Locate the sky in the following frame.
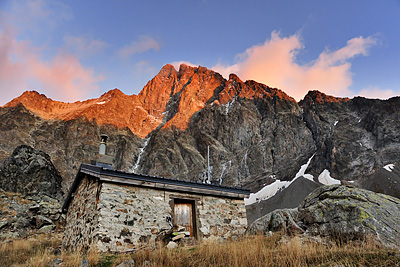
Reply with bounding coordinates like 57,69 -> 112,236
1,0 -> 400,105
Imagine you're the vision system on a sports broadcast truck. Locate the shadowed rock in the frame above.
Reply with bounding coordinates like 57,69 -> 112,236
358,164 -> 400,199
0,145 -> 63,199
248,185 -> 400,249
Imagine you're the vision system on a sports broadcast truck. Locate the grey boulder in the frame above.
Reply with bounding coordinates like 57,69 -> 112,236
248,185 -> 400,249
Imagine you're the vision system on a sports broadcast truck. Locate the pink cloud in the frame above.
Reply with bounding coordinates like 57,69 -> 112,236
29,52 -> 105,102
0,28 -> 29,104
213,31 -> 377,101
0,26 -> 104,105
119,35 -> 161,58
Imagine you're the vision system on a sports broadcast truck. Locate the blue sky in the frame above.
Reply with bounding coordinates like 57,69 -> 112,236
1,0 -> 399,105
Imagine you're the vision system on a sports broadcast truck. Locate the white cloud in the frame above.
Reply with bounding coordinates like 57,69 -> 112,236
119,35 -> 161,58
213,31 -> 377,101
170,60 -> 198,71
7,0 -> 72,33
356,87 -> 398,100
64,35 -> 108,56
133,60 -> 157,76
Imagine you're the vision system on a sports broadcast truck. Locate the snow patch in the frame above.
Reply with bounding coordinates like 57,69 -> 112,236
245,154 -> 315,205
244,180 -> 291,205
334,120 -> 339,126
384,164 -> 395,172
96,101 -> 107,105
294,154 -> 315,181
318,169 -> 340,185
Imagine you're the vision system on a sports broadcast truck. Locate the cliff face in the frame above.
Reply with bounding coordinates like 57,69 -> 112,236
300,91 -> 400,182
1,64 -> 400,196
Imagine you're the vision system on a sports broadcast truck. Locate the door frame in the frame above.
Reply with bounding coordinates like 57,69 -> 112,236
170,195 -> 199,239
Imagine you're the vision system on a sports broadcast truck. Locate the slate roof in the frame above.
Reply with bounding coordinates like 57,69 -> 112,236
62,163 -> 250,213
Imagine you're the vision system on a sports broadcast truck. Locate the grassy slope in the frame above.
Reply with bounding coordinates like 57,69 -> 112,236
1,233 -> 400,267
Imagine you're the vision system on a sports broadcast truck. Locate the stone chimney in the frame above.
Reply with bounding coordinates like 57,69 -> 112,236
93,134 -> 113,169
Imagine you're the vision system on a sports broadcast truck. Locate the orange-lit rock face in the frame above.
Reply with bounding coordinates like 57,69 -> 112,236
301,90 -> 350,105
4,64 -> 296,138
162,65 -> 225,130
4,89 -> 159,138
218,74 -> 294,104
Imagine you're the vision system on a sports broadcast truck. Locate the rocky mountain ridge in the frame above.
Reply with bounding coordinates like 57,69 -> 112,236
4,64 -> 293,139
1,64 -> 400,199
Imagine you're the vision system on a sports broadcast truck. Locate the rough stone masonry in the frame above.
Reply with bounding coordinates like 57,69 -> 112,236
62,165 -> 249,252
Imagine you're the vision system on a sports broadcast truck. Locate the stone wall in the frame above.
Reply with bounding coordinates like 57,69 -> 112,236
95,183 -> 248,252
95,183 -> 172,252
198,196 -> 247,239
62,175 -> 101,251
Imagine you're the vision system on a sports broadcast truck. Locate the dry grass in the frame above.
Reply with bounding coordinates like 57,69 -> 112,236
131,234 -> 400,267
1,233 -> 399,267
0,234 -> 60,267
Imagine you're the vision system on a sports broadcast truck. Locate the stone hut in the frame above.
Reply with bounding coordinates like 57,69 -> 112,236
62,163 -> 250,252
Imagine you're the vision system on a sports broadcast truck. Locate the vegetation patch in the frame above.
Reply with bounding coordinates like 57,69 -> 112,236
1,233 -> 400,266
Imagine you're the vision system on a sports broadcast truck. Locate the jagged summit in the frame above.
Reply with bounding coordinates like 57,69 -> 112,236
3,64 -> 315,138
99,88 -> 126,99
300,90 -> 350,106
157,64 -> 178,78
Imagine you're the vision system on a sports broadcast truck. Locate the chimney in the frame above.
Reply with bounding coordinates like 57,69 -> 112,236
99,134 -> 108,155
93,134 -> 114,169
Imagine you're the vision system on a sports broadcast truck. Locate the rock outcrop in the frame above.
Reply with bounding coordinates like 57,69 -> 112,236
247,185 -> 400,248
0,145 -> 63,200
0,190 -> 62,239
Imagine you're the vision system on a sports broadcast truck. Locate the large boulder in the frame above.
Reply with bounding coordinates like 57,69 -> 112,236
0,145 -> 63,199
248,185 -> 400,248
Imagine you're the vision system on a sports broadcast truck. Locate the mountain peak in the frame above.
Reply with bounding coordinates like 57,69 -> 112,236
300,90 -> 350,105
99,88 -> 126,100
157,64 -> 178,78
178,63 -> 193,74
228,73 -> 243,83
5,90 -> 50,108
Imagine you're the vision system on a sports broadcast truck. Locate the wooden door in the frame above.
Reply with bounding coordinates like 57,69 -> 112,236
174,202 -> 194,237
